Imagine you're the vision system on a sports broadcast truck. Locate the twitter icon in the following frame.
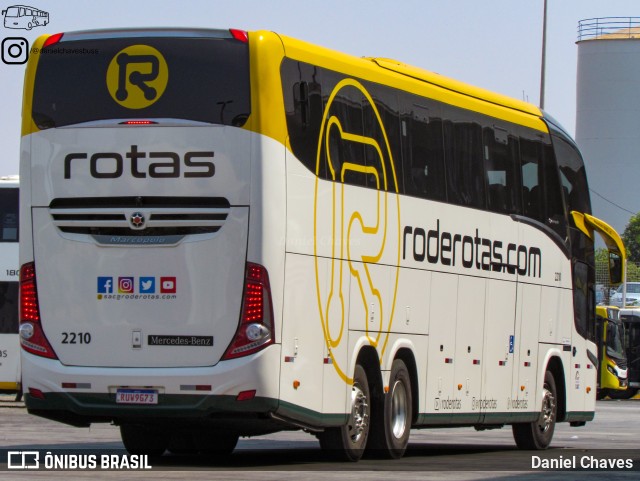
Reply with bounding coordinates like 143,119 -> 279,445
139,277 -> 156,294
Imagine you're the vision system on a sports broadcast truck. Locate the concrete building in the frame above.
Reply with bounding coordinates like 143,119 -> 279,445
575,17 -> 640,236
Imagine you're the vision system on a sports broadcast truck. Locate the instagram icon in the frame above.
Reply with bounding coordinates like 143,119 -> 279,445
118,277 -> 134,293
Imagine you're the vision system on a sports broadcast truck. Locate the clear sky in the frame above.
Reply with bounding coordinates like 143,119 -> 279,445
0,0 -> 638,176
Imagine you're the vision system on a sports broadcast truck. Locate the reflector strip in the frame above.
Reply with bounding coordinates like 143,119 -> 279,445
28,388 -> 45,400
180,385 -> 212,391
62,382 -> 91,389
236,390 -> 256,401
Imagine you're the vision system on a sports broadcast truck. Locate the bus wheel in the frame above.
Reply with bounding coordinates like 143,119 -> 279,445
120,424 -> 167,457
608,388 -> 637,400
318,364 -> 370,461
368,359 -> 412,458
512,370 -> 557,450
196,429 -> 239,456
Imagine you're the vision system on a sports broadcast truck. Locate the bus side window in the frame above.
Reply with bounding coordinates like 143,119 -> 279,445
400,95 -> 446,201
443,111 -> 485,209
327,89 -> 366,187
519,138 -> 543,222
483,126 -> 520,214
519,136 -> 567,241
542,144 -> 569,240
552,134 -> 592,216
363,87 -> 403,193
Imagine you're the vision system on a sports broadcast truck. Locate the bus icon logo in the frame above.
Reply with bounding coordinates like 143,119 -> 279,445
2,5 -> 49,30
8,451 -> 40,469
106,44 -> 169,109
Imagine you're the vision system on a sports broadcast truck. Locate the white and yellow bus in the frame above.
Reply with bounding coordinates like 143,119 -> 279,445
0,176 -> 20,394
19,28 -> 624,460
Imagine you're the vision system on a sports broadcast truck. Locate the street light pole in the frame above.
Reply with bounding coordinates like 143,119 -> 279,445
540,0 -> 548,109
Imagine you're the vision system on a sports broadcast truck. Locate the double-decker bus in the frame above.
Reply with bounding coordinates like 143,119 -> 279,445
19,28 -> 624,460
0,176 -> 20,395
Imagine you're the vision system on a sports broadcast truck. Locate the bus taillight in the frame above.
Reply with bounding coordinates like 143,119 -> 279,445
222,262 -> 274,360
229,29 -> 248,43
42,33 -> 64,48
19,262 -> 57,359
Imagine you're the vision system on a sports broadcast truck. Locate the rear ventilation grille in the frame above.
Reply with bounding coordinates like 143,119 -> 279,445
50,197 -> 230,242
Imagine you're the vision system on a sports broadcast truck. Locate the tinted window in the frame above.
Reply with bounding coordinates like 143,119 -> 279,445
364,87 -> 402,193
443,111 -> 485,209
519,136 -> 567,239
282,60 -> 324,176
552,134 -> 592,215
0,188 -> 18,242
484,126 -> 520,214
400,97 -> 446,201
573,261 -> 595,341
32,34 -> 250,127
282,59 -> 402,193
520,138 -> 544,222
0,282 -> 18,334
325,83 -> 366,187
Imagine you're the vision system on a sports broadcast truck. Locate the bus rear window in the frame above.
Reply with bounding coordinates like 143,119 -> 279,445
32,34 -> 250,128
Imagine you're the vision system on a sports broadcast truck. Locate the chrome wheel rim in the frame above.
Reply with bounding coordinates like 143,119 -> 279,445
538,384 -> 556,433
391,380 -> 408,439
348,383 -> 369,444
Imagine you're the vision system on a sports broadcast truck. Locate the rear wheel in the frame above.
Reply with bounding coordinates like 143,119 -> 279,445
512,370 -> 557,450
608,388 -> 637,400
167,428 -> 239,456
120,424 -> 167,457
318,364 -> 371,461
367,359 -> 412,458
196,429 -> 239,456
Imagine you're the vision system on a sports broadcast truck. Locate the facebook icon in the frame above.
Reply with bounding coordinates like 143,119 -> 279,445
97,277 -> 114,294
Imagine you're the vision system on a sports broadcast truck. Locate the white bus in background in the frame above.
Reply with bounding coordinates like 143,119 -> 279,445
0,176 -> 20,395
19,28 -> 624,460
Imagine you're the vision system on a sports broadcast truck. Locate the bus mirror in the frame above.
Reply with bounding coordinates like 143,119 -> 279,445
609,252 -> 623,285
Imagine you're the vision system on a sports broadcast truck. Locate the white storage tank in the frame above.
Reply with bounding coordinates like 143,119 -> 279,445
576,17 -> 640,235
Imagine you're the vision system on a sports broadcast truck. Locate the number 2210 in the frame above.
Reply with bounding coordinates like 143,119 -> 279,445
61,332 -> 92,344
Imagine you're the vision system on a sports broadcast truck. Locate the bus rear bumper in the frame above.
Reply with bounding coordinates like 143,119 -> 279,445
21,345 -> 282,427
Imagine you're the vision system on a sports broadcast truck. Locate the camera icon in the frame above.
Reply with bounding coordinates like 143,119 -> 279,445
118,277 -> 134,294
2,37 -> 29,65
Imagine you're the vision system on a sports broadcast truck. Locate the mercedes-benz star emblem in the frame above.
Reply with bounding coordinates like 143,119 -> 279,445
130,211 -> 146,229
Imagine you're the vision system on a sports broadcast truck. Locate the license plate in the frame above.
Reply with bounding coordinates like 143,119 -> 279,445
116,389 -> 158,405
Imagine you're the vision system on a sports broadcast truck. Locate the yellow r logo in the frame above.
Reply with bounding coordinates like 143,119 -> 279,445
313,78 -> 401,384
106,45 -> 168,109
